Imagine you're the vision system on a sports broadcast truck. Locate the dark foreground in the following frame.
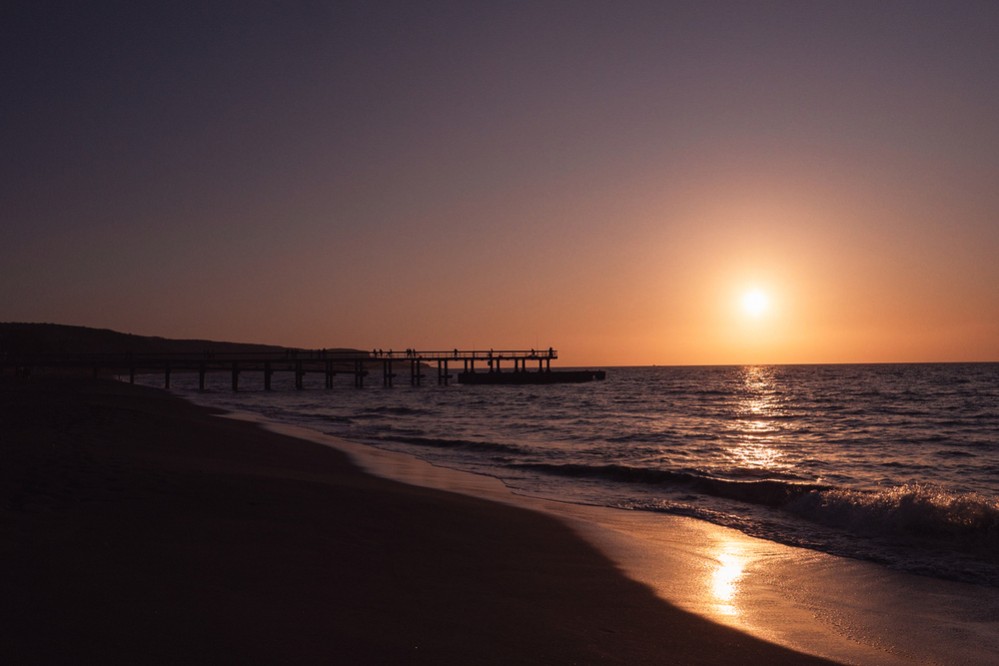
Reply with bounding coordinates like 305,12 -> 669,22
0,377 -> 837,664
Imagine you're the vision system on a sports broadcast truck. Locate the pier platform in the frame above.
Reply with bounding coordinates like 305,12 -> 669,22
3,348 -> 605,390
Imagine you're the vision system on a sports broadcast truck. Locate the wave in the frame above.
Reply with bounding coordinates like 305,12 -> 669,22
356,406 -> 430,417
512,462 -> 828,507
786,483 -> 999,549
377,435 -> 529,456
516,463 -> 999,557
290,411 -> 353,424
934,449 -> 977,458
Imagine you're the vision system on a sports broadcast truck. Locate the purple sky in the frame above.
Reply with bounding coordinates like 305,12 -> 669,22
4,1 -> 999,365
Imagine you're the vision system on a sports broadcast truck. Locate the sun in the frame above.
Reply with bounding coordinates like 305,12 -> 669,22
741,289 -> 769,317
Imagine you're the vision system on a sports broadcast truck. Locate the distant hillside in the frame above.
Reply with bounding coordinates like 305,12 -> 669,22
0,323 -> 353,356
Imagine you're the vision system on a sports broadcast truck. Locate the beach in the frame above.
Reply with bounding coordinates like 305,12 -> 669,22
1,377 -> 838,664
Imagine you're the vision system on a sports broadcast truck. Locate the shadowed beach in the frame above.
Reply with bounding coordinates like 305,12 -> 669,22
1,377 -> 838,664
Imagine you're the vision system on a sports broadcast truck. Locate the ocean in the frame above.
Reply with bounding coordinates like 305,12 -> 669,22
161,362 -> 999,589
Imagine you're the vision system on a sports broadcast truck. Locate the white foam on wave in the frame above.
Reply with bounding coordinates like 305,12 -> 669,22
788,483 -> 999,540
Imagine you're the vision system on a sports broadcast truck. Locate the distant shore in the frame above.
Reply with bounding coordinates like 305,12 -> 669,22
1,377 -> 837,664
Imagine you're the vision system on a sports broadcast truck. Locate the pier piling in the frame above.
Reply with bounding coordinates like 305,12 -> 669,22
354,360 -> 365,388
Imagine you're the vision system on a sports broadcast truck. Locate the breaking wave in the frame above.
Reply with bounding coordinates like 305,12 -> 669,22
786,483 -> 999,549
516,462 -> 999,562
513,462 -> 828,506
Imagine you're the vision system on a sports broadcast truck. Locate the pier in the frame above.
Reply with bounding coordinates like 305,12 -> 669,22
2,348 -> 568,390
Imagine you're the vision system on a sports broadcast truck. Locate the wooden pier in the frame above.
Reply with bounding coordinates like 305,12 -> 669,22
2,348 -> 571,391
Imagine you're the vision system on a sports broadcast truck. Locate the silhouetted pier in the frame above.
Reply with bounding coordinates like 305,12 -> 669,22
2,348 -> 569,390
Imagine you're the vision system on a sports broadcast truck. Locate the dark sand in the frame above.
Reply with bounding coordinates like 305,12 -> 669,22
1,377 -> 838,664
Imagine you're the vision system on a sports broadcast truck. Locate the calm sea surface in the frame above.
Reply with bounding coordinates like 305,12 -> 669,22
164,363 -> 999,587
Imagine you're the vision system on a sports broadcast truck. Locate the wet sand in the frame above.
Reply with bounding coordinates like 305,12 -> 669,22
1,377 -> 838,664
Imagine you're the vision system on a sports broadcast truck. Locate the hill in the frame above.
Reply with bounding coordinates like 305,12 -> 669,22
0,323 -> 353,357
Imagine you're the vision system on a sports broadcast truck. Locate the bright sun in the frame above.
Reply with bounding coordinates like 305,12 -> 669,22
741,289 -> 769,317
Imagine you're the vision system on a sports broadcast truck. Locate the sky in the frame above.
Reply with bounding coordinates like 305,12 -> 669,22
3,1 -> 999,366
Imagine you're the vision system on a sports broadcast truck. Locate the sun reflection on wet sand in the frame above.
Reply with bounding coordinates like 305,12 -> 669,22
710,541 -> 747,616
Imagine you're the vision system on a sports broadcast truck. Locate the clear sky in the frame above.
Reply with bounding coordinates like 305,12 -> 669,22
3,1 -> 999,366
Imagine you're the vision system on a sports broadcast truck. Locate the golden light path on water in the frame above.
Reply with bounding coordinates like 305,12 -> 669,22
707,367 -> 784,619
720,365 -> 793,476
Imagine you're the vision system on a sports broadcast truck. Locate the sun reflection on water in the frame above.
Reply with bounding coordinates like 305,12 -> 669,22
727,366 -> 791,475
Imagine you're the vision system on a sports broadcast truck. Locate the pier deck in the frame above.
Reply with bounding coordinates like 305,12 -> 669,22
3,348 -> 577,390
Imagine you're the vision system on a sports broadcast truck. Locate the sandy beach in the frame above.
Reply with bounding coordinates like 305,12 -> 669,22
1,377 -> 838,664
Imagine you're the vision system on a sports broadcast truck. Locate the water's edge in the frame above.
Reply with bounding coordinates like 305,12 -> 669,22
218,408 -> 999,666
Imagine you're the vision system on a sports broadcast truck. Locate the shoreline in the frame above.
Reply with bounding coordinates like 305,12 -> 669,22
2,377 -> 838,664
211,391 -> 999,665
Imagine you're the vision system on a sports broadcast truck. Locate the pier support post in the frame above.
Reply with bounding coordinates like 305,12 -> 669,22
383,360 -> 393,387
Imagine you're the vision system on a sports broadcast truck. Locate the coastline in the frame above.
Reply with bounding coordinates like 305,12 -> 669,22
258,416 -> 996,666
1,377 -> 838,664
217,392 -> 999,665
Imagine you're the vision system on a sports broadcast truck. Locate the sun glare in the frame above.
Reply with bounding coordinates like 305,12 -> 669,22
741,289 -> 769,317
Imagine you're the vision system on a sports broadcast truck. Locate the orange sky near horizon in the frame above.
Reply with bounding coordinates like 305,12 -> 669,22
3,3 -> 999,367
